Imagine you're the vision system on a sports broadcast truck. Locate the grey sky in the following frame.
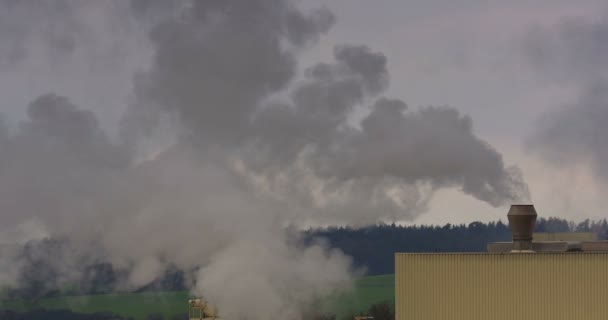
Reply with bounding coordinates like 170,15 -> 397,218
2,1 -> 608,313
1,0 -> 607,228
304,0 -> 608,223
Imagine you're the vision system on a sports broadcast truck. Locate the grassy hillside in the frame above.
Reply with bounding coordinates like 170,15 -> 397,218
0,275 -> 395,320
325,274 -> 395,318
1,291 -> 189,320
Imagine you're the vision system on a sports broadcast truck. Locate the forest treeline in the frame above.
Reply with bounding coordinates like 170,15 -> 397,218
3,217 -> 607,300
305,217 -> 608,274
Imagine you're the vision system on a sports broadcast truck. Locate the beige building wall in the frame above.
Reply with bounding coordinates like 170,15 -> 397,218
395,252 -> 608,320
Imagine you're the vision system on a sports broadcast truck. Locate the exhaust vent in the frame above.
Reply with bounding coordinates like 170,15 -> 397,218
507,204 -> 537,251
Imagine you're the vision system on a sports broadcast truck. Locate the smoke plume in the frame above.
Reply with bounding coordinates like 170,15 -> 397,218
0,0 -> 528,319
524,14 -> 608,182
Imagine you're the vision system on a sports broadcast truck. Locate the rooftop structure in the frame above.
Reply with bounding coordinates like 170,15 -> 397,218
395,204 -> 608,320
189,299 -> 220,320
487,204 -> 608,253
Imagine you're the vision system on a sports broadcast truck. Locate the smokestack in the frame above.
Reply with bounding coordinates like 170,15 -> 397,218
507,204 -> 537,251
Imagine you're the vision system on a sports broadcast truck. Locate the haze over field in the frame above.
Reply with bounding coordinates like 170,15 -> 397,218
0,1 -> 606,319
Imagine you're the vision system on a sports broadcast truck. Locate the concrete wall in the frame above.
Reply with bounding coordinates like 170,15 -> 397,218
395,252 -> 608,320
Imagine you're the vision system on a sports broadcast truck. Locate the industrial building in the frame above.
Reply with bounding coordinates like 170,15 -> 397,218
395,205 -> 608,320
189,299 -> 219,320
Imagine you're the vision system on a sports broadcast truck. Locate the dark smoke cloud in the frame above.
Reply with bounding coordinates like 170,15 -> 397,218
241,43 -> 527,221
524,14 -> 608,181
0,0 -> 529,319
125,0 -> 335,145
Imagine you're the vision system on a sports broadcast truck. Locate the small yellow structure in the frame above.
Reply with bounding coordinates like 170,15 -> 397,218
189,299 -> 219,320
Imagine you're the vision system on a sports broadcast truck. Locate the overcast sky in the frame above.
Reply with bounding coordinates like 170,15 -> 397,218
2,0 -> 608,226
304,0 -> 608,224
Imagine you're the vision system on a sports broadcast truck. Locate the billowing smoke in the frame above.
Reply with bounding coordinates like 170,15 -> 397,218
0,0 -> 528,319
524,14 -> 608,182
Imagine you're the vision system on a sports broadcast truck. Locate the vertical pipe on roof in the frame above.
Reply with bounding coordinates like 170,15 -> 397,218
507,204 -> 537,252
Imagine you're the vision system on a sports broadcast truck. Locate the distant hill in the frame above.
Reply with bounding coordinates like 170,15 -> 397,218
4,217 -> 607,303
2,217 -> 606,319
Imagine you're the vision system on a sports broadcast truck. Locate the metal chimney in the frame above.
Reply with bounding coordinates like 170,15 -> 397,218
507,204 -> 537,251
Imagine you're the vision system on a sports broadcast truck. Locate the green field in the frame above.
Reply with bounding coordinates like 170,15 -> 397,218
324,274 -> 395,318
0,275 -> 394,319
